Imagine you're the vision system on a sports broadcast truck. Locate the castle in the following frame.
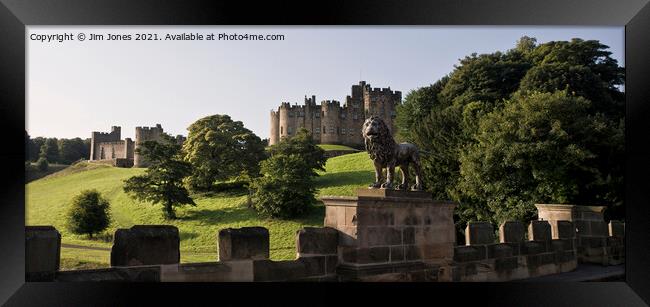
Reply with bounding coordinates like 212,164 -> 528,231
89,124 -> 185,168
269,81 -> 402,147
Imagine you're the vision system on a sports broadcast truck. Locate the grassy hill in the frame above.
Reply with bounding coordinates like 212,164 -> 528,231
26,153 -> 373,270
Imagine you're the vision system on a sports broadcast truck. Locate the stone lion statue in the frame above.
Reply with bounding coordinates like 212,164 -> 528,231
362,116 -> 424,191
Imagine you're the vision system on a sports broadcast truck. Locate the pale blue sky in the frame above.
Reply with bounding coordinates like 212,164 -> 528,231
27,26 -> 624,140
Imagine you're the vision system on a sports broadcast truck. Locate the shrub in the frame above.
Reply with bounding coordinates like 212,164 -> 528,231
250,129 -> 324,219
36,157 -> 48,172
66,190 -> 111,238
250,155 -> 317,218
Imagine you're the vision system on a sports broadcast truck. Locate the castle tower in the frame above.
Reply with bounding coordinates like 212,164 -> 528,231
269,110 -> 280,146
89,126 -> 122,160
133,124 -> 164,168
320,100 -> 341,144
363,86 -> 402,134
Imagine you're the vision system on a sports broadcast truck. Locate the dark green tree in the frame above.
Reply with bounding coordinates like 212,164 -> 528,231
40,138 -> 60,164
396,37 -> 625,227
458,90 -> 623,224
124,134 -> 196,219
66,190 -> 111,238
267,128 -> 326,172
182,114 -> 266,191
36,157 -> 48,172
58,138 -> 88,164
30,137 -> 46,162
250,129 -> 325,218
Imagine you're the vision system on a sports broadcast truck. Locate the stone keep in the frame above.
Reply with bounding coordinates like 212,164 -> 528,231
321,188 -> 456,281
269,81 -> 401,147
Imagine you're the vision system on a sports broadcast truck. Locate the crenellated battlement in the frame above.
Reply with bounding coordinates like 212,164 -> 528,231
89,123 -> 183,168
269,81 -> 401,147
27,204 -> 624,282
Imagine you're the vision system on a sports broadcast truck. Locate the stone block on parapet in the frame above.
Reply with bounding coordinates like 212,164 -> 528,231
453,245 -> 486,262
55,266 -> 161,282
218,227 -> 270,261
26,226 -> 61,281
521,241 -> 547,255
609,221 -> 625,237
296,227 -> 338,256
528,220 -> 552,241
487,243 -> 514,258
111,225 -> 180,267
499,221 -> 526,243
590,221 -> 609,237
465,221 -> 495,245
355,188 -> 433,200
556,221 -> 576,239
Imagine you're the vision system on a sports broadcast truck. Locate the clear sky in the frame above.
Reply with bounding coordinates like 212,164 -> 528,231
26,26 -> 624,140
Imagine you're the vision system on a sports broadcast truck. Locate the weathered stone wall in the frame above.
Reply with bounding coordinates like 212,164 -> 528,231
90,126 -> 121,160
111,225 -> 180,267
535,204 -> 625,265
451,220 -> 577,282
30,201 -> 623,282
25,226 -> 60,281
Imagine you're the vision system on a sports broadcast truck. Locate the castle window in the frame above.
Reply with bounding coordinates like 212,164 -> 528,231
329,126 -> 335,134
391,110 -> 397,117
287,127 -> 293,135
315,127 -> 320,133
349,129 -> 354,136
341,128 -> 346,134
341,113 -> 346,119
353,114 -> 358,120
280,126 -> 283,135
315,112 -> 320,118
323,126 -> 326,134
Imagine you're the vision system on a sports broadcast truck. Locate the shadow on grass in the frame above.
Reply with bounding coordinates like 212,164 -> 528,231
179,231 -> 200,241
315,170 -> 373,189
176,205 -> 257,225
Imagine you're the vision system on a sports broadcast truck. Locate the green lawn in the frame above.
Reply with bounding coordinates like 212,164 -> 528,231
26,153 -> 374,270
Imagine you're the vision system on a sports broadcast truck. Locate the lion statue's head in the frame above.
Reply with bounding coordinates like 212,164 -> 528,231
362,116 -> 396,165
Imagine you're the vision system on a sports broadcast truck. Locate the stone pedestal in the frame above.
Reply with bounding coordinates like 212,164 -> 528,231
321,189 -> 456,281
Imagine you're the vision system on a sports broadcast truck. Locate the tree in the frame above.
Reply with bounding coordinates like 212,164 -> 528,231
182,114 -> 266,191
124,134 -> 195,219
250,129 -> 325,218
58,137 -> 88,164
36,157 -> 48,172
40,138 -> 60,164
30,137 -> 46,162
396,37 -> 625,228
267,128 -> 326,172
458,90 -> 623,224
66,190 -> 111,238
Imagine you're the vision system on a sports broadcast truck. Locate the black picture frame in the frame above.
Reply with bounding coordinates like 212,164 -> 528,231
1,0 -> 649,306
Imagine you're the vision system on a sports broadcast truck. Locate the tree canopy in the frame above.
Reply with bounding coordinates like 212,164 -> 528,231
250,128 -> 325,218
124,134 -> 195,219
182,114 -> 266,191
396,37 -> 624,226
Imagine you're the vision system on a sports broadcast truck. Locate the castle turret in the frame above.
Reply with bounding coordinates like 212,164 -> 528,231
134,124 -> 164,167
320,100 -> 341,144
269,110 -> 280,146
